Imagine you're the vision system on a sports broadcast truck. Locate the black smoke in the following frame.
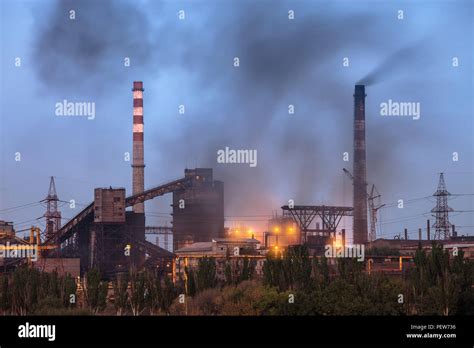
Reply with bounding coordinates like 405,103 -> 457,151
30,0 -> 438,229
358,40 -> 427,85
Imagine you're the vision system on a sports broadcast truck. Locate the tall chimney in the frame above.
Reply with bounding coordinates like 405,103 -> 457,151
353,85 -> 368,244
132,81 -> 145,213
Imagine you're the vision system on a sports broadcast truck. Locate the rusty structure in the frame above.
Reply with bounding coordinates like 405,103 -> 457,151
38,81 -> 225,278
353,85 -> 369,244
172,168 -> 224,251
145,226 -> 173,252
281,205 -> 353,247
43,169 -> 222,277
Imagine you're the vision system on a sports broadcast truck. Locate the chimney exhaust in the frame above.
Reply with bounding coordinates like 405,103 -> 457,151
132,81 -> 145,213
353,85 -> 368,244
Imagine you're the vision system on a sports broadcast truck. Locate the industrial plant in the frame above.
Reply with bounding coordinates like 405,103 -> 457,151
1,82 -> 472,281
1,1 -> 473,347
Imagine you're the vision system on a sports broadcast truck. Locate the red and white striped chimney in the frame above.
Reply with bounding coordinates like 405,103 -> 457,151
132,81 -> 145,213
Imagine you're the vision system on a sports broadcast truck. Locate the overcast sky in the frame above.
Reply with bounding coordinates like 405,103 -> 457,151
1,0 -> 473,242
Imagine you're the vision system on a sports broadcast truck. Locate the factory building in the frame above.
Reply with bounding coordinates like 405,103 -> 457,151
172,168 -> 224,251
371,235 -> 474,259
174,237 -> 265,280
264,215 -> 300,249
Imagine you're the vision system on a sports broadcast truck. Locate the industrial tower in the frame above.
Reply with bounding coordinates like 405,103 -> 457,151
44,176 -> 62,240
353,85 -> 368,244
431,173 -> 453,240
132,81 -> 145,213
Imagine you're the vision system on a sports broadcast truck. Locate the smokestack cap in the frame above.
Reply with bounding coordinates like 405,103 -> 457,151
354,85 -> 366,96
133,81 -> 144,91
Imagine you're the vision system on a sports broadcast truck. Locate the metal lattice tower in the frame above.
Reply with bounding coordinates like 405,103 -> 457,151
431,173 -> 453,240
368,184 -> 385,242
44,176 -> 62,240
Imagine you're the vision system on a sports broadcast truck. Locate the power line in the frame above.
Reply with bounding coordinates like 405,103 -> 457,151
0,201 -> 41,213
379,196 -> 432,209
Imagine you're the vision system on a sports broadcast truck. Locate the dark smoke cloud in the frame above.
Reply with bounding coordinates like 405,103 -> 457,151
30,0 -> 439,229
358,40 -> 427,85
32,0 -> 155,94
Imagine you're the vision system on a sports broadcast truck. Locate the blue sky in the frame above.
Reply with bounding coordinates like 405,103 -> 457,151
1,0 -> 473,242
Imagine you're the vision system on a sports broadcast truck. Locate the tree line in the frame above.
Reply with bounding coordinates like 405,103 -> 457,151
0,242 -> 472,315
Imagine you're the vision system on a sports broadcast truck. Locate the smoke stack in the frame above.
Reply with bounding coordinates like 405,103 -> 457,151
132,81 -> 145,213
353,85 -> 368,244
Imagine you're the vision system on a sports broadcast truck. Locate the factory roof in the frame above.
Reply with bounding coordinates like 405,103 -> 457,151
176,242 -> 214,253
175,238 -> 261,254
212,238 -> 260,244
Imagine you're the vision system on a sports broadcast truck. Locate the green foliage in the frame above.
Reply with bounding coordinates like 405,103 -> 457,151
61,273 -> 77,308
406,242 -> 474,315
313,255 -> 330,288
196,257 -> 217,292
0,275 -> 11,314
129,270 -> 146,316
263,245 -> 312,291
160,275 -> 177,314
1,241 -> 472,316
85,268 -> 108,314
223,256 -> 255,286
184,266 -> 196,297
11,266 -> 40,315
113,273 -> 129,315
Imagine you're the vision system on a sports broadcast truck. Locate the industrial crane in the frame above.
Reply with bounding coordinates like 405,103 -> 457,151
343,168 -> 385,242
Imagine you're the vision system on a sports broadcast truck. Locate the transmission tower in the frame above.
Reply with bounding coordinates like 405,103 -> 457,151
368,184 -> 385,242
431,173 -> 453,240
44,176 -> 62,240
